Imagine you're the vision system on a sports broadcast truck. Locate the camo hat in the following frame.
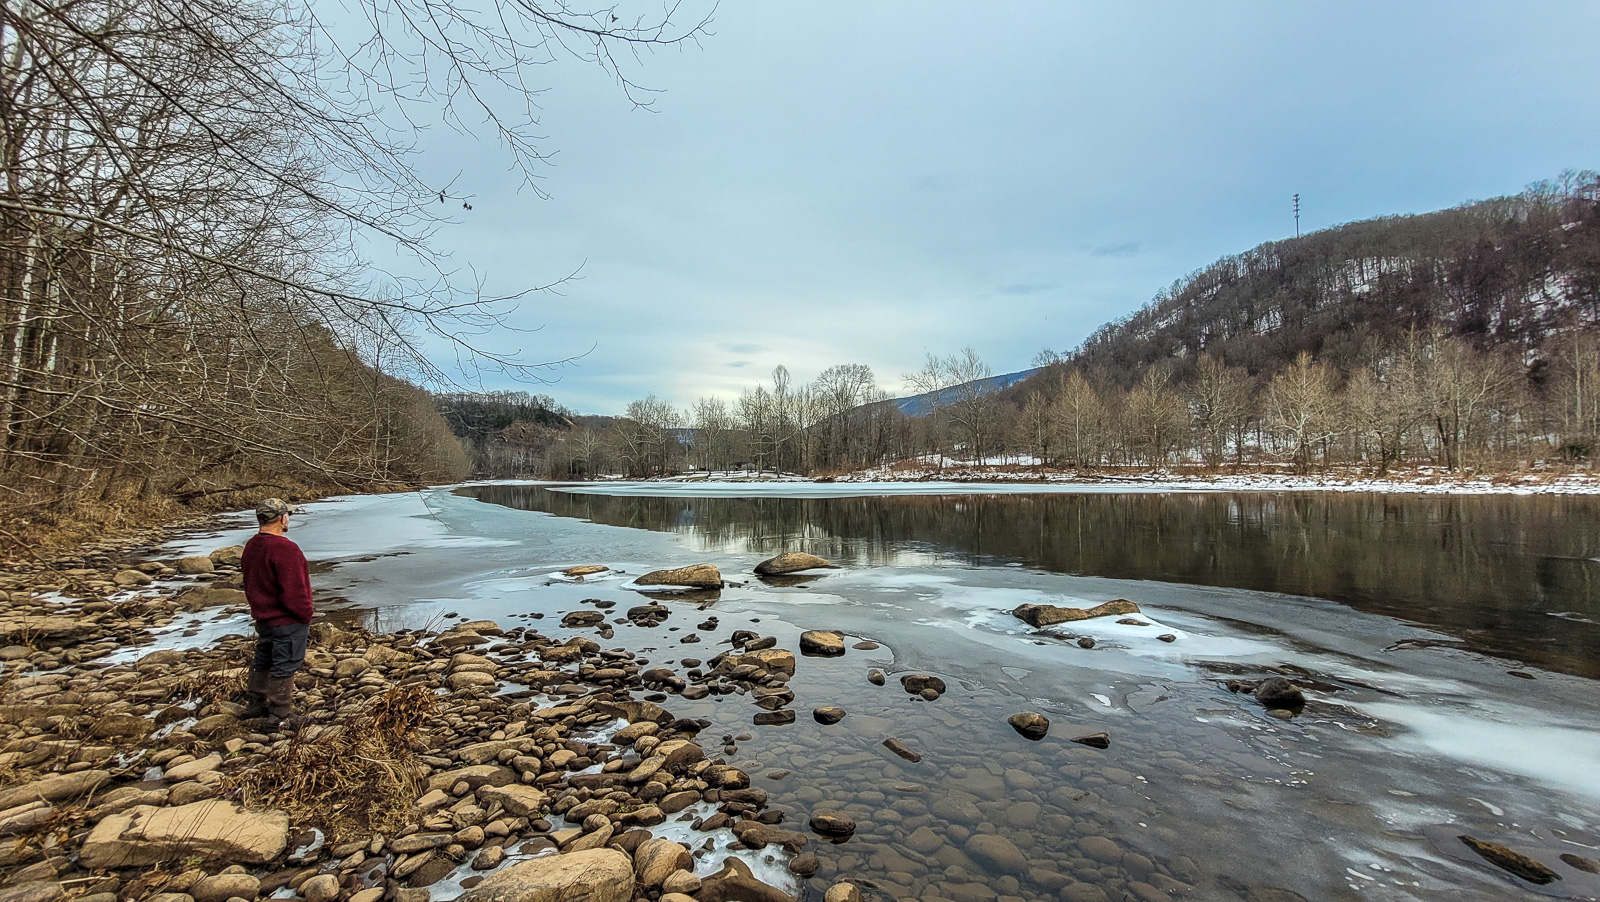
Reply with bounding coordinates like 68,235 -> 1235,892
255,497 -> 301,522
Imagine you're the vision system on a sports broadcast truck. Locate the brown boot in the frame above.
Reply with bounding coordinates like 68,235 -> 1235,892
241,669 -> 270,718
264,674 -> 296,728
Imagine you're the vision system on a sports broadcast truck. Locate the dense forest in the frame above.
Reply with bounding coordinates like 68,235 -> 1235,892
466,174 -> 1600,480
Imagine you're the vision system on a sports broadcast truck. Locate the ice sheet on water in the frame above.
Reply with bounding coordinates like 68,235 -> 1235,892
98,609 -> 254,664
652,801 -> 799,894
1355,699 -> 1600,802
163,492 -> 518,561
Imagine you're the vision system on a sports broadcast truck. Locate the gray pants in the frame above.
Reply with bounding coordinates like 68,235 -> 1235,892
251,621 -> 309,678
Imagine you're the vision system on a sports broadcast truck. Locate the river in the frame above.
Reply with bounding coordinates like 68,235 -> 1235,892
167,482 -> 1600,902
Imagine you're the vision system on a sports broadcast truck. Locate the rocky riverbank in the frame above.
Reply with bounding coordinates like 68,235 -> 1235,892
0,530 -> 871,902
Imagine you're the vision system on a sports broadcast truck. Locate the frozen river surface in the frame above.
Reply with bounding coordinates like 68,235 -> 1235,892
170,483 -> 1600,902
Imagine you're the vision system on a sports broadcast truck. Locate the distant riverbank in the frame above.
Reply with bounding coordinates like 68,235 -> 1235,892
609,462 -> 1600,495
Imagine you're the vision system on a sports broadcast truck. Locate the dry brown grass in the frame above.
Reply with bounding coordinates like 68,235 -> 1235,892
225,683 -> 436,840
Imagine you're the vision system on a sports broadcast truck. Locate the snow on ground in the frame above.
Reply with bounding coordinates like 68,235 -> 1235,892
831,463 -> 1600,495
548,471 -> 1600,497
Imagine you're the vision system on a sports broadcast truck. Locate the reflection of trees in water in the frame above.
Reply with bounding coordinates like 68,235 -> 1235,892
462,486 -> 1600,677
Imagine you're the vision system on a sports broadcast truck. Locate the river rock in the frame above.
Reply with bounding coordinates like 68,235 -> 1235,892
799,630 -> 846,656
883,738 -> 921,762
301,875 -> 339,902
80,800 -> 288,868
458,848 -> 632,902
1012,599 -> 1140,627
754,553 -> 840,575
1071,732 -> 1110,749
867,670 -> 885,685
753,710 -> 795,726
1008,712 -> 1050,740
906,825 -> 943,854
698,862 -> 792,902
1561,853 -> 1600,874
966,833 -> 1028,872
0,882 -> 64,902
823,884 -> 863,902
190,876 -> 259,902
114,568 -> 155,586
477,785 -> 548,817
0,769 -> 109,810
731,821 -> 808,852
635,564 -> 723,589
809,812 -> 856,838
562,565 -> 609,577
0,615 -> 95,644
1459,835 -> 1561,885
165,753 -> 221,781
175,556 -> 215,575
210,545 -> 244,567
900,674 -> 946,696
447,671 -> 497,691
1254,677 -> 1306,708
560,610 -> 604,628
813,706 -> 846,724
724,649 -> 795,676
634,838 -> 693,887
662,871 -> 701,894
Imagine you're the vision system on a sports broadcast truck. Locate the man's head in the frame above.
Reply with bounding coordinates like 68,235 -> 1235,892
255,498 -> 300,532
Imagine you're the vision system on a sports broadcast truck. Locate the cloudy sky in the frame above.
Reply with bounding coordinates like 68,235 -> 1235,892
392,2 -> 1600,415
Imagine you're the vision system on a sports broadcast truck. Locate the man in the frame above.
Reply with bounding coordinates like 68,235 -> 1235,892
241,498 -> 314,727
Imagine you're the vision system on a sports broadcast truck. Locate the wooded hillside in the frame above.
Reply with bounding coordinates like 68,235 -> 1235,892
1075,172 -> 1600,382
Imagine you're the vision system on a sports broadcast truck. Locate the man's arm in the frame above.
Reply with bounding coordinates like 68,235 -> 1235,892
274,543 -> 315,623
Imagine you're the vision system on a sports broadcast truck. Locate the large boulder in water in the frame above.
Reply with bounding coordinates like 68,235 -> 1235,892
1254,677 -> 1306,709
1013,599 -> 1140,627
1008,712 -> 1050,740
755,552 -> 840,576
799,630 -> 846,656
636,564 -> 723,589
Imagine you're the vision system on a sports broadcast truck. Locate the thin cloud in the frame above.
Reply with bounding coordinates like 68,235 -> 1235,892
1091,242 -> 1142,258
998,282 -> 1056,295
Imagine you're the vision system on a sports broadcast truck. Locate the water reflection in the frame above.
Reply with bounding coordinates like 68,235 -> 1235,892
460,485 -> 1600,678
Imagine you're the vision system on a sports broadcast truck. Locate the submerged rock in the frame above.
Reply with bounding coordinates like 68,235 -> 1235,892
809,811 -> 856,838
1561,853 -> 1600,874
635,564 -> 723,589
1013,599 -> 1140,627
755,552 -> 840,575
883,738 -> 921,762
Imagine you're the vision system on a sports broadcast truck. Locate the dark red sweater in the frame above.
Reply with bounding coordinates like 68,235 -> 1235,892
241,533 -> 314,626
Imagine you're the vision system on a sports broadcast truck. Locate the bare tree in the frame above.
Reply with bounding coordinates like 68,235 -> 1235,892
1126,366 -> 1188,467
0,0 -> 709,530
1187,354 -> 1253,467
1268,352 -> 1338,474
905,348 -> 996,464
